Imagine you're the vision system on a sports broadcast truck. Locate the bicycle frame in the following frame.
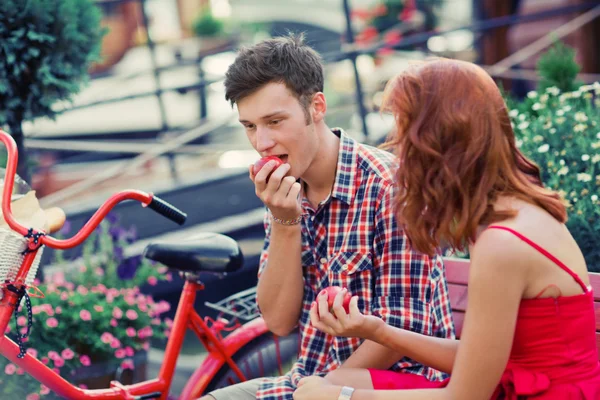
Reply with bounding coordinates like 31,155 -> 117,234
0,130 -> 267,399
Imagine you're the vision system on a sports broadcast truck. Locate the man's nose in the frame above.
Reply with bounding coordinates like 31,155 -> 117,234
255,127 -> 276,153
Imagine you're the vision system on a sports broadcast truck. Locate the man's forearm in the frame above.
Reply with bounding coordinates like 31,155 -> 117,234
256,222 -> 304,336
339,340 -> 403,370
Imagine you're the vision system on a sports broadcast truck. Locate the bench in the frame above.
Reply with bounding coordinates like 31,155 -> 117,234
443,257 -> 600,357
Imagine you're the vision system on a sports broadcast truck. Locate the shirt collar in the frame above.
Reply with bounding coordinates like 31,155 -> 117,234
330,128 -> 358,206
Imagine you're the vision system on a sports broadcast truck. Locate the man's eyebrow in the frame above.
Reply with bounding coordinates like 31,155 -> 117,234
239,111 -> 288,124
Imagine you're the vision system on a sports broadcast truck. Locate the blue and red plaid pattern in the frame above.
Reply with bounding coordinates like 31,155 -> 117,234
255,129 -> 455,399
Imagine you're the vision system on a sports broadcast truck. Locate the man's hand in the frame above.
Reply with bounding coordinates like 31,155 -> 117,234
249,161 -> 301,221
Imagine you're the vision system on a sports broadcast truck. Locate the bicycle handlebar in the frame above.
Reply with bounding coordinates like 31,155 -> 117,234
0,130 -> 187,250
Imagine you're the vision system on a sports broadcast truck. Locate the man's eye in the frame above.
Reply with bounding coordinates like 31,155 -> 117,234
269,120 -> 281,126
245,124 -> 255,130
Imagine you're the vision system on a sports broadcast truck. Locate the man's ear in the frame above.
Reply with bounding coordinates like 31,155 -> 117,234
311,92 -> 327,123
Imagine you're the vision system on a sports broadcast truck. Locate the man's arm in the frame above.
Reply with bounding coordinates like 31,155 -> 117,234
256,213 -> 304,336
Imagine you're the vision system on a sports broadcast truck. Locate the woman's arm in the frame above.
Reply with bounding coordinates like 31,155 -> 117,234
304,229 -> 528,400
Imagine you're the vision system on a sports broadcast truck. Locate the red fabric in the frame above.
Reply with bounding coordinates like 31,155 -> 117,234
370,226 -> 600,399
368,369 -> 449,390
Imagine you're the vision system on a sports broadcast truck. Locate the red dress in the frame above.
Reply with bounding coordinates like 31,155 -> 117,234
369,226 -> 600,399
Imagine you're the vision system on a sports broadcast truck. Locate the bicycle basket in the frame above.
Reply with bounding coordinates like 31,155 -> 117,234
0,227 -> 43,286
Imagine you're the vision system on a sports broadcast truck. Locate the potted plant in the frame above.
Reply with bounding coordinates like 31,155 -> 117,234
508,42 -> 600,271
0,0 -> 105,182
1,215 -> 173,399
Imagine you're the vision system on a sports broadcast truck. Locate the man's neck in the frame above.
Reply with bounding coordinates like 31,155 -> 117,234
301,126 -> 340,208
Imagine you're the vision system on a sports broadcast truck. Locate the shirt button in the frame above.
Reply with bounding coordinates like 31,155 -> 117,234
319,257 -> 327,264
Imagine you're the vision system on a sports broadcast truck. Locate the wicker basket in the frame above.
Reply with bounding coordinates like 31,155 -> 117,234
0,227 -> 44,286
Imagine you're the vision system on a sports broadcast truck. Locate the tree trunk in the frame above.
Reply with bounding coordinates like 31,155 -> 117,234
8,120 -> 31,184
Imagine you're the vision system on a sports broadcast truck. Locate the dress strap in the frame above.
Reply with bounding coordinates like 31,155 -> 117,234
487,225 -> 589,293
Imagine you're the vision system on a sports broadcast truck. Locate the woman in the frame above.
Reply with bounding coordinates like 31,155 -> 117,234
293,59 -> 600,400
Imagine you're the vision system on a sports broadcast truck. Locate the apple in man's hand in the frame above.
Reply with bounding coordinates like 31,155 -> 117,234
253,156 -> 283,181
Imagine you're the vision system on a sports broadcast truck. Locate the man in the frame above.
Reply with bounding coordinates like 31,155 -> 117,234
201,34 -> 454,400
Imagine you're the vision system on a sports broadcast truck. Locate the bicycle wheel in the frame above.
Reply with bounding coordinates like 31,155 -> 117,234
204,328 -> 299,392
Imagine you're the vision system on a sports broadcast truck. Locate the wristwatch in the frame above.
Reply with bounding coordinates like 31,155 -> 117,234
337,386 -> 355,400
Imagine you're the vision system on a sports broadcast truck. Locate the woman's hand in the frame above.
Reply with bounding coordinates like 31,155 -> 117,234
310,288 -> 384,341
293,376 -> 341,400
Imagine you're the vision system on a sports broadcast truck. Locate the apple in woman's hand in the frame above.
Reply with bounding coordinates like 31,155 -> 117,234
253,156 -> 284,181
323,286 -> 352,314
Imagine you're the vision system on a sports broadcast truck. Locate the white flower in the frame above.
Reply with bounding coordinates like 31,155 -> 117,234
575,112 -> 588,122
592,155 -> 600,163
559,159 -> 565,166
516,139 -> 523,148
539,94 -> 549,103
533,135 -> 544,143
532,103 -> 543,111
592,195 -> 598,202
596,132 -> 600,139
518,121 -> 529,130
549,128 -> 556,134
556,109 -> 565,116
563,105 -> 572,112
509,109 -> 519,118
577,173 -> 592,182
557,167 -> 569,176
582,154 -> 590,161
537,144 -> 550,153
543,121 -> 552,129
574,124 -> 587,133
545,86 -> 560,96
527,91 -> 538,99
556,117 -> 566,125
592,142 -> 600,150
571,91 -> 581,98
519,114 -> 526,121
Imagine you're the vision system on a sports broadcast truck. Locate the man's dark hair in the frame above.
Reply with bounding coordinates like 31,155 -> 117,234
224,33 -> 324,123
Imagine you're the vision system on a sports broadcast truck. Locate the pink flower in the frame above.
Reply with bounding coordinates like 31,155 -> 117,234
165,273 -> 173,282
17,367 -> 24,375
78,265 -> 87,273
94,305 -> 104,313
61,348 -> 74,360
151,318 -> 161,325
165,318 -> 173,328
120,359 -> 134,370
142,342 -> 150,351
112,307 -> 123,319
40,385 -> 50,395
17,316 -> 27,326
48,351 -> 60,361
115,349 -> 126,359
53,368 -> 60,374
26,348 -> 38,358
126,310 -> 138,320
46,317 -> 58,328
147,276 -> 158,286
53,357 -> 65,368
101,332 -> 113,344
110,338 -> 121,349
124,346 -> 134,357
55,306 -> 62,314
95,268 -> 105,276
79,355 -> 91,366
4,363 -> 16,375
77,286 -> 88,295
4,324 -> 10,333
126,327 -> 137,337
41,357 -> 49,365
125,296 -> 135,306
80,310 -> 92,321
79,384 -> 88,389
26,394 -> 40,400
60,292 -> 69,301
110,319 -> 118,327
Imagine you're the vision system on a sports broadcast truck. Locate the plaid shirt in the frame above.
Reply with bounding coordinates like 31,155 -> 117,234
255,129 -> 455,399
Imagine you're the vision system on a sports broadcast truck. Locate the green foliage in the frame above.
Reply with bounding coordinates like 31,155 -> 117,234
0,0 -> 105,127
536,41 -> 582,93
0,216 -> 173,398
511,83 -> 600,271
192,9 -> 225,38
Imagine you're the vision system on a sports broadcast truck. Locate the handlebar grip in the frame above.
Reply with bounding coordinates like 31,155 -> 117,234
148,196 -> 187,225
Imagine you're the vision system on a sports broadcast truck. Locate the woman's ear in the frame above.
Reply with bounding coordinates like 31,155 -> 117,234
311,92 -> 327,124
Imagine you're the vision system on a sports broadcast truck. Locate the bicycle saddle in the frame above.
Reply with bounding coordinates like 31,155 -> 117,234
143,232 -> 244,274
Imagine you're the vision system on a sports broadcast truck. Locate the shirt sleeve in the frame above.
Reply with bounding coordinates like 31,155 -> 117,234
370,183 -> 440,336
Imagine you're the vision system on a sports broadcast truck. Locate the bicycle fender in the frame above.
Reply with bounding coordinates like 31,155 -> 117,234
178,317 -> 269,399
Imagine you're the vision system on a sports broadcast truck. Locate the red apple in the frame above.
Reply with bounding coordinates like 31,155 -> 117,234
253,156 -> 283,178
323,286 -> 352,314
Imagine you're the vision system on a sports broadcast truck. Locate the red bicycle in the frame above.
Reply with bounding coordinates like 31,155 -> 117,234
0,129 -> 298,399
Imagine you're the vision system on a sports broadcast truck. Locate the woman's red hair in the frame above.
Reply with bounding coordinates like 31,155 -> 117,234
381,58 -> 567,256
